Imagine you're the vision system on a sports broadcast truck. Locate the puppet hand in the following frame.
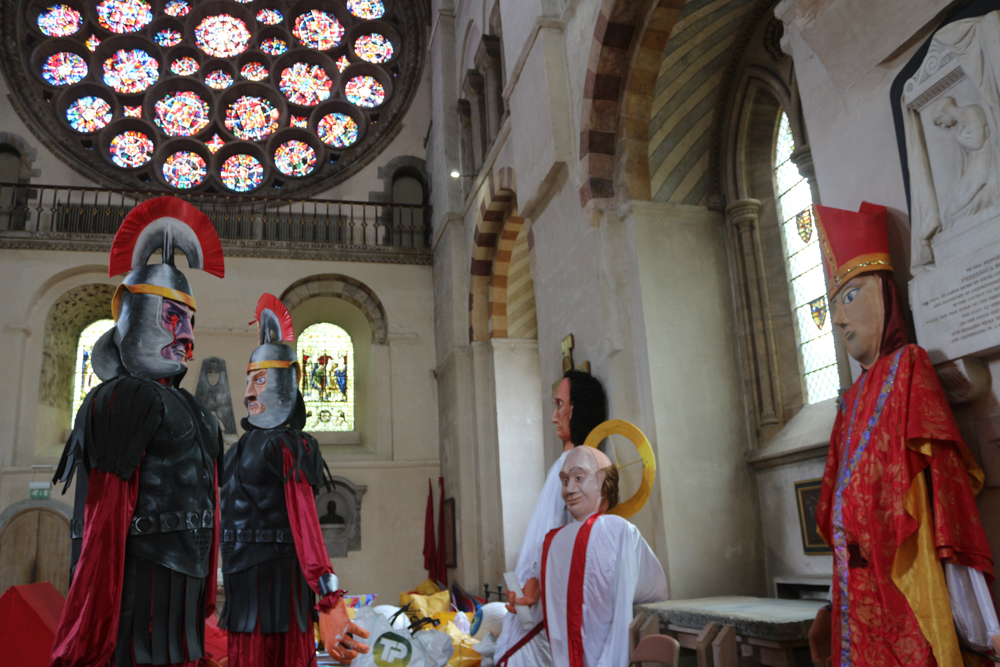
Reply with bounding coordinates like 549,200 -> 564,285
319,599 -> 370,660
991,634 -> 1000,656
505,577 -> 540,613
808,606 -> 832,667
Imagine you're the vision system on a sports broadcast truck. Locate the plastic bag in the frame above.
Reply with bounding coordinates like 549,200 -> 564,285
352,607 -> 435,667
400,590 -> 452,622
415,630 -> 455,666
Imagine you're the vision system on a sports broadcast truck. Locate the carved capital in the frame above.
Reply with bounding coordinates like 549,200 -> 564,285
476,35 -> 503,70
790,145 -> 815,182
726,198 -> 761,231
936,356 -> 991,404
463,69 -> 485,97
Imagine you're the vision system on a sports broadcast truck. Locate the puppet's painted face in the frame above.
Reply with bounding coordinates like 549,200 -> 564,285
831,273 -> 883,369
552,378 -> 573,445
560,446 -> 606,521
160,299 -> 194,365
245,368 -> 268,416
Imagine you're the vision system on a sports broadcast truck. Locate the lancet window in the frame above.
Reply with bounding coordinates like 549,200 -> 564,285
298,322 -> 354,432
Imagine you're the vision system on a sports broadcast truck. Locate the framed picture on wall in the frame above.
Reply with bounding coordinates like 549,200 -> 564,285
795,478 -> 832,555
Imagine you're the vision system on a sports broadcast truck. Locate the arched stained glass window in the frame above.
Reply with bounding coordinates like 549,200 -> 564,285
72,319 -> 115,416
773,112 -> 839,404
298,323 -> 354,431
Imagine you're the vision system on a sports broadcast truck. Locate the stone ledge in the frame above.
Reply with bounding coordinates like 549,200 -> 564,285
636,596 -> 825,642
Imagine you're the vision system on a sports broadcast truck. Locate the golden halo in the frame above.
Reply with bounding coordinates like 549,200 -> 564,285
582,419 -> 656,518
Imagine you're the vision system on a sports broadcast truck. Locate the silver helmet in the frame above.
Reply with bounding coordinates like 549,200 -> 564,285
92,197 -> 225,382
246,294 -> 301,429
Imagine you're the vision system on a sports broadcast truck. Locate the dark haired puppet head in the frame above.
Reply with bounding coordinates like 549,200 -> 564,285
245,294 -> 304,429
552,369 -> 608,449
92,197 -> 224,382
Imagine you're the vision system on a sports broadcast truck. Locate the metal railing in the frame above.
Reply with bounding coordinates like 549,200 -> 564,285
0,183 -> 432,260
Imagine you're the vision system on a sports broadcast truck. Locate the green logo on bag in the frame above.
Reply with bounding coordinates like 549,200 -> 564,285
373,632 -> 412,666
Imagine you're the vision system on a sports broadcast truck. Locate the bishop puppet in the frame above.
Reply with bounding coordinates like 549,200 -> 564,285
541,446 -> 667,667
50,197 -> 226,667
810,203 -> 1000,667
219,294 -> 369,666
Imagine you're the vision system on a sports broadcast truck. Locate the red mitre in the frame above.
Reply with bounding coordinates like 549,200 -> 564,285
813,201 -> 892,298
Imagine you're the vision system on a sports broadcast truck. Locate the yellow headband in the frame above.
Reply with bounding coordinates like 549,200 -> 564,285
111,283 -> 197,320
247,360 -> 294,372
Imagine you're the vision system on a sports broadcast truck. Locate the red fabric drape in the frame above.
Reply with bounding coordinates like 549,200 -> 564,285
282,442 -> 337,601
227,621 -> 316,667
49,469 -> 139,667
423,479 -> 437,581
436,477 -> 447,585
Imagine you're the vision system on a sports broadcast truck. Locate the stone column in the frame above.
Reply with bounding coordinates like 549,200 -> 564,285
727,198 -> 782,442
462,70 -> 488,171
476,35 -> 505,143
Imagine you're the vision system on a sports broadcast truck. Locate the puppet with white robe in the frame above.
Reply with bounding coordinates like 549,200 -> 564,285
541,447 -> 668,667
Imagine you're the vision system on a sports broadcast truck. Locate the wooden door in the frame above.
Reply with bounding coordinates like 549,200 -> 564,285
0,508 -> 70,596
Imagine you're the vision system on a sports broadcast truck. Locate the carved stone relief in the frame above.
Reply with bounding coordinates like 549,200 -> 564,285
194,357 -> 237,435
901,10 -> 1000,364
318,476 -> 367,558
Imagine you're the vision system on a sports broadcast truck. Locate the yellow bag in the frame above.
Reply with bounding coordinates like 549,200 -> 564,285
399,589 -> 451,622
440,620 -> 481,667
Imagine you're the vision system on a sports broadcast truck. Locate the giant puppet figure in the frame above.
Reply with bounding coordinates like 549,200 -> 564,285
219,294 -> 369,666
494,370 -> 608,667
50,197 -> 226,667
541,446 -> 667,667
810,202 -> 1000,667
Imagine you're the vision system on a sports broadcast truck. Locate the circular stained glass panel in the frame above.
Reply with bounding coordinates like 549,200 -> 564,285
163,0 -> 189,17
96,0 -> 152,34
220,153 -> 263,191
279,63 -> 332,106
344,75 -> 383,108
109,130 -> 153,168
274,140 -> 316,177
42,51 -> 87,86
195,15 -> 250,58
205,70 -> 233,89
154,29 -> 182,47
37,5 -> 82,37
293,10 -> 343,50
224,95 -> 279,141
154,91 -> 210,136
66,96 -> 113,132
240,61 -> 268,81
103,49 -> 158,93
162,151 -> 207,188
170,57 -> 198,76
347,0 -> 384,20
260,37 -> 287,56
317,112 -> 358,147
354,33 -> 393,63
256,9 -> 282,25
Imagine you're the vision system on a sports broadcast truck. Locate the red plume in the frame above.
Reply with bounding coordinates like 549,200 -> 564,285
253,293 -> 294,342
108,196 -> 225,278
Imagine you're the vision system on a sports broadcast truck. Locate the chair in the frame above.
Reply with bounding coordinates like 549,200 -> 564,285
629,633 -> 682,666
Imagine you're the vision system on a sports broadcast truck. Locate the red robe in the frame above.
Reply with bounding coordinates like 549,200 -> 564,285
816,344 -> 993,667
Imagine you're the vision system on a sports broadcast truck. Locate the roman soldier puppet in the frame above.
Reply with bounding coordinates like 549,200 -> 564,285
50,196 -> 226,667
219,294 -> 369,666
809,203 -> 1000,666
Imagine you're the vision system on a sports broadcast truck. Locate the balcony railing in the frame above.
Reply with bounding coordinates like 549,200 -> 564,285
0,183 -> 432,264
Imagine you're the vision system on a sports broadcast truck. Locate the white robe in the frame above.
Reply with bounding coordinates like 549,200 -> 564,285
543,513 -> 667,667
493,450 -> 571,667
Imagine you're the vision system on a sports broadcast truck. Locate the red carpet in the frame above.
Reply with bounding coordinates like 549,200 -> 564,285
0,581 -> 66,667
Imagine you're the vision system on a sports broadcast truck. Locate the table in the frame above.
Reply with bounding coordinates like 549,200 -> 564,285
635,596 -> 825,667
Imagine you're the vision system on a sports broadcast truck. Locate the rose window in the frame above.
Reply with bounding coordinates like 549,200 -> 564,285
4,0 -> 421,196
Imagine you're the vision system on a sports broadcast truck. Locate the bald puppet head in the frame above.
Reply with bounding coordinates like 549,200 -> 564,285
560,446 -> 619,521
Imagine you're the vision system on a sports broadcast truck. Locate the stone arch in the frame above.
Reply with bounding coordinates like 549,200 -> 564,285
38,283 -> 117,422
578,0 -> 772,215
489,215 -> 537,339
0,131 -> 39,182
468,166 -> 516,342
280,275 -> 388,344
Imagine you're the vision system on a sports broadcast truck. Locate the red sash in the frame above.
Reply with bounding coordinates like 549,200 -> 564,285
541,513 -> 602,667
495,621 -> 544,667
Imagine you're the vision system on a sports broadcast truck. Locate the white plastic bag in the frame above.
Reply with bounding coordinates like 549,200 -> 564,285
414,629 -> 455,667
352,607 -> 434,667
